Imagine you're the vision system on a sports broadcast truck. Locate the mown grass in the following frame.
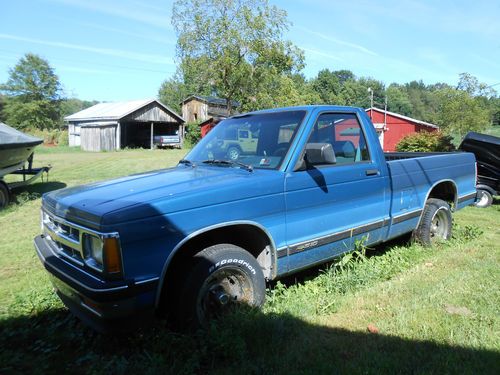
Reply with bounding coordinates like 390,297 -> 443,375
0,147 -> 499,374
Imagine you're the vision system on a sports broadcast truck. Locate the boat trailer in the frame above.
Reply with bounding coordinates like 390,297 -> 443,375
0,154 -> 51,208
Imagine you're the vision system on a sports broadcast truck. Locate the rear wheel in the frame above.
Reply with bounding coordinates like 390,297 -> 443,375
474,189 -> 493,208
175,244 -> 265,330
0,182 -> 9,209
414,198 -> 452,246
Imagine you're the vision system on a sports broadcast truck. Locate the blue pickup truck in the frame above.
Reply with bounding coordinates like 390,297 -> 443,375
34,106 -> 477,331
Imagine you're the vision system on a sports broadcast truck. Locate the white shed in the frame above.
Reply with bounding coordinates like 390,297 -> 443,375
65,99 -> 184,152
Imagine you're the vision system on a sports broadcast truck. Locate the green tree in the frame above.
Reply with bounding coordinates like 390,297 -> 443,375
158,77 -> 187,114
0,94 -> 6,122
290,73 -> 321,105
60,98 -> 99,118
386,84 -> 412,116
170,0 -> 304,113
333,69 -> 355,85
1,53 -> 63,129
158,68 -> 213,114
434,88 -> 490,139
311,69 -> 341,104
396,131 -> 455,152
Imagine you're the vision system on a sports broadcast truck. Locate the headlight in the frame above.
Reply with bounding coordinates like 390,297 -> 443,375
84,234 -> 104,268
83,234 -> 123,276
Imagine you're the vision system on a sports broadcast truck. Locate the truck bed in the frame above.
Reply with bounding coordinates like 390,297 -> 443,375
383,151 -> 476,241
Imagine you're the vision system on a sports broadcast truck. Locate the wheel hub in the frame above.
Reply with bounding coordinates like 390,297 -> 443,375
430,208 -> 449,242
197,267 -> 254,324
210,288 -> 230,306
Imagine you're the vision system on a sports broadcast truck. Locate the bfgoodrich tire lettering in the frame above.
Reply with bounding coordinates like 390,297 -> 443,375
414,198 -> 452,246
175,244 -> 265,330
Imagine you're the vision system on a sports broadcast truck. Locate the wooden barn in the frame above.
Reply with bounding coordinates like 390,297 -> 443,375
181,95 -> 239,123
365,107 -> 439,152
65,99 -> 184,152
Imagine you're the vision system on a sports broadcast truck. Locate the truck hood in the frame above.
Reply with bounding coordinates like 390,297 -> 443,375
43,165 -> 283,227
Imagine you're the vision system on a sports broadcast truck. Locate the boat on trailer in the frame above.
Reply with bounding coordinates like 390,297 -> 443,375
0,122 -> 50,208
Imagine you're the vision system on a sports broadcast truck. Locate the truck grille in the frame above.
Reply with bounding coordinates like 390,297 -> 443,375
42,210 -> 85,265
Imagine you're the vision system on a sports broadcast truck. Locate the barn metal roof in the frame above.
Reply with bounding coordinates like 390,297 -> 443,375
366,107 -> 439,129
181,95 -> 240,108
65,99 -> 184,122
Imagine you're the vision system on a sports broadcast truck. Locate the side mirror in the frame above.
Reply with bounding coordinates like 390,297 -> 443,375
294,143 -> 336,171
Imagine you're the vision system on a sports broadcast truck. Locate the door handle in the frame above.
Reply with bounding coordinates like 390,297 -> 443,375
365,169 -> 379,176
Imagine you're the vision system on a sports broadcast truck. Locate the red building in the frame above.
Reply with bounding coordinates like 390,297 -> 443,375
365,107 -> 439,152
199,117 -> 225,138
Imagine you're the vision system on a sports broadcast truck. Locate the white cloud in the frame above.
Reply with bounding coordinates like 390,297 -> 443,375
297,26 -> 378,56
48,0 -> 172,30
58,66 -> 115,75
0,33 -> 175,65
76,21 -> 176,45
301,47 -> 342,62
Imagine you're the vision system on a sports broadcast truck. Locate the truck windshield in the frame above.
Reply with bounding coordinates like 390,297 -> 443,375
185,110 -> 306,169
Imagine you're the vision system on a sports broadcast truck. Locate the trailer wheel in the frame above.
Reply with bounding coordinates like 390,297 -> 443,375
414,198 -> 452,246
175,244 -> 265,330
474,189 -> 493,208
0,182 -> 9,209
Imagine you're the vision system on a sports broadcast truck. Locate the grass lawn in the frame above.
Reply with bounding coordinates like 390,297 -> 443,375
0,147 -> 499,374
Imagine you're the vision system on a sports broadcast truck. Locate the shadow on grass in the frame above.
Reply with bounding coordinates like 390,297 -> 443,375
11,181 -> 67,196
0,306 -> 498,375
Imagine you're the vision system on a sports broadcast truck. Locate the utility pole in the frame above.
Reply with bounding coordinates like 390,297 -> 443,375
367,87 -> 374,119
384,96 -> 387,130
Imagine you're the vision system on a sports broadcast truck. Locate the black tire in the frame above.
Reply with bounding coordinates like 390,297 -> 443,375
474,189 -> 493,208
226,146 -> 240,161
413,198 -> 452,246
0,182 -> 9,209
175,244 -> 265,330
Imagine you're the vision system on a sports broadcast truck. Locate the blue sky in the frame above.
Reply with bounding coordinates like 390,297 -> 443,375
1,0 -> 499,102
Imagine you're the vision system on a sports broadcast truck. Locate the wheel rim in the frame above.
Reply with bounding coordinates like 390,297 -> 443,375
475,191 -> 490,207
228,148 -> 239,160
196,266 -> 254,325
430,208 -> 450,242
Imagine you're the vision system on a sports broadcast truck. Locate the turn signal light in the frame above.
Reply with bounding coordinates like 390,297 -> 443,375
104,237 -> 122,274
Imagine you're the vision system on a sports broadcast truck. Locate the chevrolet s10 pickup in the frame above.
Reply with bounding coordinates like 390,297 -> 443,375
34,106 -> 477,331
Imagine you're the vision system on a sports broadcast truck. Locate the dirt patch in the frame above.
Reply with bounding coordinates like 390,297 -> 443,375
444,304 -> 472,316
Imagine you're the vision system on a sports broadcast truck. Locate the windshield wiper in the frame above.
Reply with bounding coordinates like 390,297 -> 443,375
178,159 -> 195,167
202,159 -> 253,172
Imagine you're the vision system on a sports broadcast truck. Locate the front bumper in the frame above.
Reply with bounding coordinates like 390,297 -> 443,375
34,235 -> 159,332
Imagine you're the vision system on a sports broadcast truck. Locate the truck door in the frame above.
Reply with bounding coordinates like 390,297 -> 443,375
284,111 -> 390,273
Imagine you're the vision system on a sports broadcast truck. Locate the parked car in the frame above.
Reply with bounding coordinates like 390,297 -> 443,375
34,106 -> 477,332
459,131 -> 499,208
153,133 -> 181,148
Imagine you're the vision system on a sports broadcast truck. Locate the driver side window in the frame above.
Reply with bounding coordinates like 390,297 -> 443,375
306,113 -> 370,166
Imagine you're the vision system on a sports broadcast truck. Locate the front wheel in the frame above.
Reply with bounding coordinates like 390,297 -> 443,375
474,189 -> 493,208
175,244 -> 265,330
413,198 -> 452,246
